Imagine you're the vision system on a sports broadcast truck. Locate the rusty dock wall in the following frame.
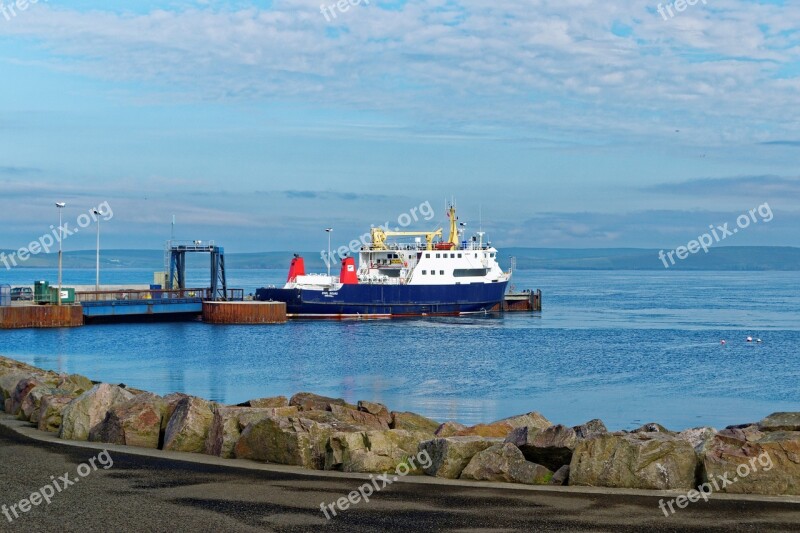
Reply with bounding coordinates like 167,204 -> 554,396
202,301 -> 287,325
497,289 -> 542,312
0,305 -> 84,329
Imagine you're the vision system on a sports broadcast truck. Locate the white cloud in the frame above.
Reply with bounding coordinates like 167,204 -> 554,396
1,1 -> 799,145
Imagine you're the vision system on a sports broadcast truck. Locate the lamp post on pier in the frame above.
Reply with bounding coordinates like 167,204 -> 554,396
55,202 -> 66,305
325,228 -> 333,277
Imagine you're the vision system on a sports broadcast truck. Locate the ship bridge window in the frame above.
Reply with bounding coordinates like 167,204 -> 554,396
435,253 -> 440,258
458,254 -> 462,258
454,268 -> 489,277
425,253 -> 430,258
450,253 -> 455,258
431,270 -> 435,275
440,270 -> 445,275
421,270 -> 427,275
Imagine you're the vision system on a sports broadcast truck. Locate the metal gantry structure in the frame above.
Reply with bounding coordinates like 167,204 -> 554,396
168,241 -> 228,301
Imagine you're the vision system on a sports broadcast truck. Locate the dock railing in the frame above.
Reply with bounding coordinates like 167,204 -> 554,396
76,288 -> 244,304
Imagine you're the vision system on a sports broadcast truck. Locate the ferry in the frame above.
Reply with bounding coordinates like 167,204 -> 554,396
255,206 -> 511,318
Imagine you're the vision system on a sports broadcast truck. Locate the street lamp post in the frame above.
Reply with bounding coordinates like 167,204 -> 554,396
93,209 -> 101,294
325,228 -> 333,277
55,202 -> 66,305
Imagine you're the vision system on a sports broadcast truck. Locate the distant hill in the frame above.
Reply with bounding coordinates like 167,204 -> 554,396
1,247 -> 799,270
499,247 -> 800,271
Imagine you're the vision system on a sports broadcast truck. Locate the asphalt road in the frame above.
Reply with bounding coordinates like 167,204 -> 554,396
1,423 -> 800,532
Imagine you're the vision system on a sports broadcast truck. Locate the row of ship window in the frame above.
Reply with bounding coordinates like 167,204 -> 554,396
374,252 -> 496,261
424,252 -> 496,259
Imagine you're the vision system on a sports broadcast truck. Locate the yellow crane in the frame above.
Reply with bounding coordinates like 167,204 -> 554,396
370,227 -> 443,251
369,205 -> 461,251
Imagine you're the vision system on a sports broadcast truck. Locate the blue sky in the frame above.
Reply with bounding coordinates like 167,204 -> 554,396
1,0 -> 799,253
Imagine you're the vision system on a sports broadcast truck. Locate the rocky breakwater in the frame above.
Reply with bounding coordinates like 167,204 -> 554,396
2,356 -> 799,496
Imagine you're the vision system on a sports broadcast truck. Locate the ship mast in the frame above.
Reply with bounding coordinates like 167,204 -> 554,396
446,204 -> 459,248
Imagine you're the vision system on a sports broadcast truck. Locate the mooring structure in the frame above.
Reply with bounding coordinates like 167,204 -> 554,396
168,241 -> 228,301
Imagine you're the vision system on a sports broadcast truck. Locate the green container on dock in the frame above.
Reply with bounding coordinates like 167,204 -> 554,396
48,287 -> 75,304
34,280 -> 51,304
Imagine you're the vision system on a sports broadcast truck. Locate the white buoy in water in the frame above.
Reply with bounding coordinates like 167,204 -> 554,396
756,338 -> 762,343
746,336 -> 753,343
720,340 -> 727,345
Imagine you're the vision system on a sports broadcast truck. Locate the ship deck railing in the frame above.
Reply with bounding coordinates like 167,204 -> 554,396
361,242 -> 493,252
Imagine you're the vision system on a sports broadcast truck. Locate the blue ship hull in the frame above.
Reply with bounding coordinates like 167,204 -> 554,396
255,282 -> 509,318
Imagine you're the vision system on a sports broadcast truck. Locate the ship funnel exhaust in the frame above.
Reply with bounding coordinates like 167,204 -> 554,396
339,257 -> 358,284
287,255 -> 305,282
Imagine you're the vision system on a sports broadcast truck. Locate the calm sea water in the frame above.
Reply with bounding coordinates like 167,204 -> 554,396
1,268 -> 798,430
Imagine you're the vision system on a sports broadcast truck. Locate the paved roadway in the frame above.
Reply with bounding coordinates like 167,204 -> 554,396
1,421 -> 799,532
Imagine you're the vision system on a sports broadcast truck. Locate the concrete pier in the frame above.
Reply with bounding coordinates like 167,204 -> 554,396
202,301 -> 287,325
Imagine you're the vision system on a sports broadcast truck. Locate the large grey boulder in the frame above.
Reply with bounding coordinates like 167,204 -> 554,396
418,436 -> 503,479
719,424 -> 764,443
163,396 -> 215,452
569,432 -> 697,490
677,426 -> 717,456
38,395 -> 76,433
390,411 -> 440,434
435,421 -> 468,437
0,357 -> 44,377
0,370 -> 47,407
495,411 -> 552,430
325,429 -> 430,473
55,374 -> 94,394
357,400 -> 392,427
19,386 -> 76,423
9,377 -> 48,416
89,393 -> 167,449
460,443 -> 553,485
703,430 -> 800,495
758,412 -> 800,432
632,422 -> 671,434
246,396 -> 289,408
330,404 -> 391,430
59,384 -> 135,441
455,412 -> 552,439
161,393 -> 190,428
573,419 -> 608,440
505,424 -> 578,471
289,392 -> 356,412
234,416 -> 335,469
205,406 -> 299,458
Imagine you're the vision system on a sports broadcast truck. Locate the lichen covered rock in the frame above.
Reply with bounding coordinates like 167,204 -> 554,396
234,416 -> 334,469
505,424 -> 577,471
569,432 -> 697,490
162,396 -> 214,452
59,384 -> 135,441
702,431 -> 800,495
205,406 -> 299,458
38,394 -> 76,433
390,411 -> 440,434
89,393 -> 167,449
325,429 -> 430,473
460,443 -> 553,485
418,436 -> 503,479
